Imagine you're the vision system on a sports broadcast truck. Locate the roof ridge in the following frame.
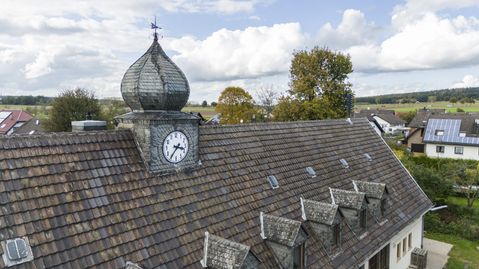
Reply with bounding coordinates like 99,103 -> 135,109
200,118 -> 369,129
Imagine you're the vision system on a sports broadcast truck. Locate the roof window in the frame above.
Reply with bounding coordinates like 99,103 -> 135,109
305,167 -> 316,178
435,130 -> 444,136
346,118 -> 353,125
459,132 -> 466,137
340,159 -> 349,169
2,237 -> 34,267
267,175 -> 279,189
364,153 -> 372,162
0,124 -> 5,128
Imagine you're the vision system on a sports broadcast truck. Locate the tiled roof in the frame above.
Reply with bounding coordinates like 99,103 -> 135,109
0,118 -> 431,268
354,110 -> 405,125
13,118 -> 45,135
408,109 -> 446,128
374,114 -> 406,126
353,180 -> 387,199
301,199 -> 338,225
330,188 -> 366,210
0,110 -> 33,134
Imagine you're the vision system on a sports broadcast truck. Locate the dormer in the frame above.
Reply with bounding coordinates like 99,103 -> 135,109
200,232 -> 260,269
260,212 -> 307,269
329,188 -> 368,234
300,198 -> 341,254
353,180 -> 389,219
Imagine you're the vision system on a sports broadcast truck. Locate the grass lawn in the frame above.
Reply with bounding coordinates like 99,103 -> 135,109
425,232 -> 479,268
356,101 -> 479,113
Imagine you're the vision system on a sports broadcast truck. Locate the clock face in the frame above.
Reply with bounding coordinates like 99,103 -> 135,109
162,131 -> 189,163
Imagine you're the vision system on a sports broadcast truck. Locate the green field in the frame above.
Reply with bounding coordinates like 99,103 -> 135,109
181,106 -> 216,118
356,101 -> 479,113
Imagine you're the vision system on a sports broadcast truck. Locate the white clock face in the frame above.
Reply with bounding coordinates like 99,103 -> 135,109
162,131 -> 189,163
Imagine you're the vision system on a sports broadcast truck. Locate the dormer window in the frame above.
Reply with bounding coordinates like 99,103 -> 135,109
332,224 -> 341,246
292,243 -> 305,269
267,175 -> 279,189
360,209 -> 367,228
353,180 -> 389,220
435,130 -> 444,136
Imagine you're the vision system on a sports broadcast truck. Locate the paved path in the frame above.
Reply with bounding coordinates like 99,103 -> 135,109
423,238 -> 453,269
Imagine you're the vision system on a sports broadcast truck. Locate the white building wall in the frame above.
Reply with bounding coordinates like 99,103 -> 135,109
373,116 -> 407,135
425,143 -> 479,160
359,215 -> 424,269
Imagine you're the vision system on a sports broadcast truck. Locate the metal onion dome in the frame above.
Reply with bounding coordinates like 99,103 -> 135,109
121,33 -> 190,111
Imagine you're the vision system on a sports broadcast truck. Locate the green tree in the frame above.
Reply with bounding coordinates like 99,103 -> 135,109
255,87 -> 279,121
210,101 -> 217,107
273,47 -> 353,121
101,99 -> 130,129
215,87 -> 257,124
44,88 -> 102,132
449,97 -> 458,103
442,161 -> 479,208
396,110 -> 417,125
201,100 -> 208,107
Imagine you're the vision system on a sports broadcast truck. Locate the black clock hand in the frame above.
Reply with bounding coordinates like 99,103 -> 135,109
170,143 -> 180,158
174,145 -> 185,150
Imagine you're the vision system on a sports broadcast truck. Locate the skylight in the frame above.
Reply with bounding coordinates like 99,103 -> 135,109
267,175 -> 279,189
340,159 -> 349,169
3,237 -> 34,266
364,153 -> 372,162
0,124 -> 6,129
305,167 -> 316,178
435,130 -> 444,136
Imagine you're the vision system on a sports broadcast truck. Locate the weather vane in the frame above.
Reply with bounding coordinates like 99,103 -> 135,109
151,16 -> 162,40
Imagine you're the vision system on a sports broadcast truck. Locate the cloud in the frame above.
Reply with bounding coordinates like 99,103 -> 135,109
348,12 -> 479,72
318,9 -> 379,49
166,23 -> 308,81
452,74 -> 479,88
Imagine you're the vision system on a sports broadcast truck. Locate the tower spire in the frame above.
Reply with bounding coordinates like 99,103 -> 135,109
150,16 -> 161,41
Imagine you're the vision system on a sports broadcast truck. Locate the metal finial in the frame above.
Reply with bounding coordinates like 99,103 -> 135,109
151,16 -> 162,40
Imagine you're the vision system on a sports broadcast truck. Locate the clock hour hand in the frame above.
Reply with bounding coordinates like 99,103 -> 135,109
173,144 -> 185,150
170,144 -> 180,159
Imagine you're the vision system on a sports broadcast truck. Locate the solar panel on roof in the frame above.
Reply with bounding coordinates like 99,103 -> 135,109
0,111 -> 11,120
267,175 -> 279,189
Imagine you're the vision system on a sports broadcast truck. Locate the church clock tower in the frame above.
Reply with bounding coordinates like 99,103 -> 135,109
115,26 -> 200,174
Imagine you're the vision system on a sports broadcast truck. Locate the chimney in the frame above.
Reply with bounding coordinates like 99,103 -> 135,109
71,120 -> 107,132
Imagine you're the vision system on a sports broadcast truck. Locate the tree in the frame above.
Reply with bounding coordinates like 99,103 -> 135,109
273,47 -> 353,121
44,88 -> 102,132
201,100 -> 208,107
442,161 -> 479,208
427,96 -> 437,103
450,97 -> 458,103
255,87 -> 279,121
210,101 -> 217,107
215,87 -> 257,124
101,99 -> 130,129
396,110 -> 417,125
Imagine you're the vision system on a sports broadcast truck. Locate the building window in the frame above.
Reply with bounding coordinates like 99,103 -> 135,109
381,198 -> 387,216
360,209 -> 367,228
369,244 -> 389,269
408,233 -> 412,250
397,242 -> 401,261
402,238 -> 407,256
332,224 -> 341,246
454,146 -> 464,155
293,243 -> 305,269
435,130 -> 444,136
436,146 -> 445,153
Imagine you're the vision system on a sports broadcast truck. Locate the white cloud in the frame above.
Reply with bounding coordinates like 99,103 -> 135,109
318,9 -> 379,49
348,12 -> 479,72
166,23 -> 308,81
452,74 -> 479,88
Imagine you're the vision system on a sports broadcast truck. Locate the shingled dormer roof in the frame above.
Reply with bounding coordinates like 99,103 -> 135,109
330,188 -> 366,210
201,232 -> 252,269
0,118 -> 432,269
301,198 -> 338,225
353,180 -> 387,199
261,213 -> 302,247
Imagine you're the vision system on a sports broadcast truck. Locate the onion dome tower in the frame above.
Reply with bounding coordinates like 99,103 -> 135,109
116,21 -> 200,175
121,32 -> 190,111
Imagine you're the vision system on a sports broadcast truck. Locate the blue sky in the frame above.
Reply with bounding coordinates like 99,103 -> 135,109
1,0 -> 479,103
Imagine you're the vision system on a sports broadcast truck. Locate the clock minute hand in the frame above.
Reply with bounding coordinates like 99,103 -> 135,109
170,143 -> 180,159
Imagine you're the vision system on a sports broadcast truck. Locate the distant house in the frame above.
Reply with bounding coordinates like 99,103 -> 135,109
423,116 -> 479,160
0,109 -> 33,135
14,117 -> 45,135
405,108 -> 446,154
354,110 -> 407,135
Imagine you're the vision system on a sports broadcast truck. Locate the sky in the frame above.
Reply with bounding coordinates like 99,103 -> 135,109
1,0 -> 479,103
